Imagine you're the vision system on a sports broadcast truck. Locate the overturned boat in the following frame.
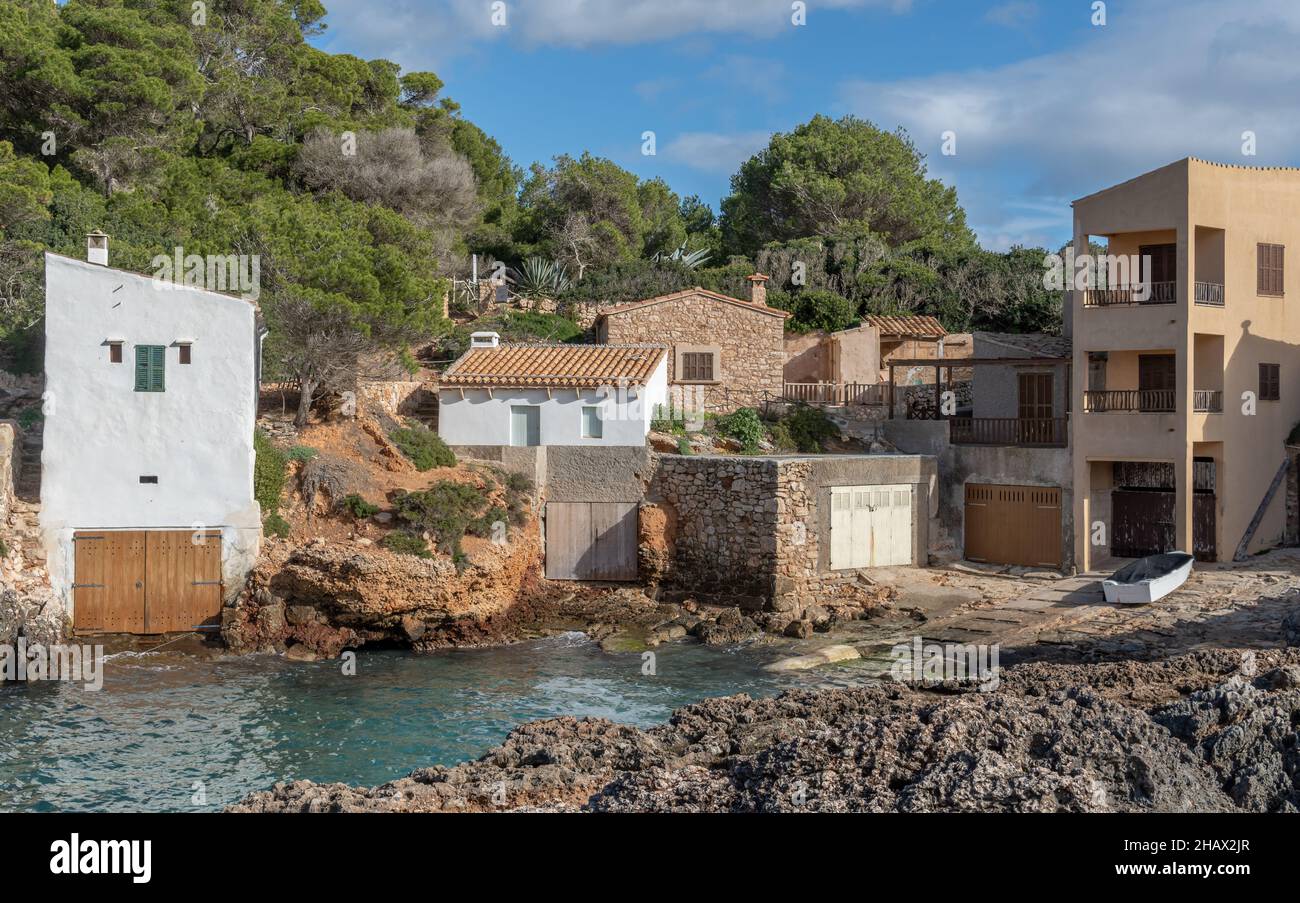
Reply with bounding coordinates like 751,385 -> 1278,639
1102,552 -> 1194,605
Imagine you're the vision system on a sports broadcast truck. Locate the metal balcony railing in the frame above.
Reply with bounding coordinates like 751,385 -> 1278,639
1193,389 -> 1223,412
1083,389 -> 1176,413
1194,282 -> 1225,307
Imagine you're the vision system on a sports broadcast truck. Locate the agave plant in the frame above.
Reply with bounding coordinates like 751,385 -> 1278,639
652,241 -> 712,270
508,257 -> 572,299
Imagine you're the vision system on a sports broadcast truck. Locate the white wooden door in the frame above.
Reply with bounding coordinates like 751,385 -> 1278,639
830,484 -> 913,569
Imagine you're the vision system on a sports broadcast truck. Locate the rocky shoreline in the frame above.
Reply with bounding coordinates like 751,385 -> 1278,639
230,647 -> 1300,813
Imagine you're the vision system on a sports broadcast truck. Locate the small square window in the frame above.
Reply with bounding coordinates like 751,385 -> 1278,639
179,344 -> 191,365
581,405 -> 603,439
680,350 -> 717,382
108,342 -> 123,363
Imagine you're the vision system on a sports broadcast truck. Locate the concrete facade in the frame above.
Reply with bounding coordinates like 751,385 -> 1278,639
1071,158 -> 1300,568
40,252 -> 262,612
438,355 -> 668,448
782,323 -> 882,385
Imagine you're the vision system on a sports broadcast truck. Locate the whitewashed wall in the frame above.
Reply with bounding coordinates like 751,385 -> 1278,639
40,253 -> 262,609
439,354 -> 667,447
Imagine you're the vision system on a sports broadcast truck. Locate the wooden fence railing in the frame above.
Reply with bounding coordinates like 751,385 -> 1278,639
948,417 -> 1068,447
1083,389 -> 1176,412
780,382 -> 888,406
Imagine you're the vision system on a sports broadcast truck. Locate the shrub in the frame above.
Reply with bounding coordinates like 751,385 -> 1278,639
254,430 -> 288,515
382,531 -> 431,558
676,436 -> 693,455
785,403 -> 840,452
341,494 -> 380,519
392,480 -> 490,559
16,406 -> 42,430
390,422 -> 456,471
767,420 -> 797,452
263,513 -> 291,539
716,407 -> 764,452
468,505 -> 509,540
776,289 -> 858,334
286,445 -> 319,462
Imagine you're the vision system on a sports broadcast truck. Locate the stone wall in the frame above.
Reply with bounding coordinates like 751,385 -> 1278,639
598,292 -> 786,411
357,380 -> 427,419
646,453 -> 937,611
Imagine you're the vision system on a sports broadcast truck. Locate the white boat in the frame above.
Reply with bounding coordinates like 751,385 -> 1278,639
1101,552 -> 1194,605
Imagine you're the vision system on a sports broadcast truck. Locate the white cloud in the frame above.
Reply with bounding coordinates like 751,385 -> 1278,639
839,0 -> 1300,247
984,1 -> 1039,30
663,131 -> 772,173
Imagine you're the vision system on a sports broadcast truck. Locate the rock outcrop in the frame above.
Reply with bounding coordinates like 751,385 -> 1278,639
232,650 -> 1300,814
222,527 -> 543,657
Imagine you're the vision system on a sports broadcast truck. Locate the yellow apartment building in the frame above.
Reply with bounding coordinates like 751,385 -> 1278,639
1071,158 -> 1300,570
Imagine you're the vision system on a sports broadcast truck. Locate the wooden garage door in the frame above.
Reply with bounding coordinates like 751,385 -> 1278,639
545,502 -> 638,581
964,483 -> 1062,568
830,484 -> 914,569
73,530 -> 223,634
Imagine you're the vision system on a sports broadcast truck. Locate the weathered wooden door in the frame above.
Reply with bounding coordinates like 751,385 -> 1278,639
1138,354 -> 1176,411
73,530 -> 222,634
73,531 -> 147,633
510,405 -> 540,447
145,531 -> 224,633
1018,372 -> 1054,420
830,484 -> 914,569
1112,489 -> 1216,562
545,502 -> 638,581
964,483 -> 1062,568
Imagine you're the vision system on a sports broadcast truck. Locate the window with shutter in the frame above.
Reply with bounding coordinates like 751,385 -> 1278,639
681,351 -> 716,382
1259,363 -> 1280,401
1258,243 -> 1285,296
135,345 -> 166,392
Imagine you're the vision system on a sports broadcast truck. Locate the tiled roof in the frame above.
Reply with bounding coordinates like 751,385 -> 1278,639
973,331 -> 1072,359
442,343 -> 667,388
866,314 -> 947,338
596,287 -> 789,320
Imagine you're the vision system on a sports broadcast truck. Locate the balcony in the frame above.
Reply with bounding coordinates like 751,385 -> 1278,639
1193,389 -> 1222,413
1082,281 -> 1176,307
1083,389 -> 1175,413
1193,281 -> 1224,307
949,417 -> 1067,447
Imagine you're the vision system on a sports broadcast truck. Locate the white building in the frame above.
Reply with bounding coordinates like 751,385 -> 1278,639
438,335 -> 669,448
40,235 -> 263,635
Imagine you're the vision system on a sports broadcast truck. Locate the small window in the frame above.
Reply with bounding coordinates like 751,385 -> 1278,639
139,475 -> 158,484
108,342 -> 123,363
134,345 -> 166,392
681,351 -> 716,382
179,344 -> 191,365
1259,363 -> 1280,401
1258,243 -> 1285,296
581,405 -> 603,439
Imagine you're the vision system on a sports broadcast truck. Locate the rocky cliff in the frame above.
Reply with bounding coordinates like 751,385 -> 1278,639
230,648 -> 1300,813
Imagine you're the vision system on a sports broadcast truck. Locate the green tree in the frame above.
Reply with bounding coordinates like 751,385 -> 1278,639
720,115 -> 974,258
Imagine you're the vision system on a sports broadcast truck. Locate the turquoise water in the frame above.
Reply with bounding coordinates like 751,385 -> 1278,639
0,634 -> 870,812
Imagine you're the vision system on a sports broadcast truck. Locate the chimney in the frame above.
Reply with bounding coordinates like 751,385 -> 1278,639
86,230 -> 109,266
747,273 -> 770,306
470,331 -> 501,349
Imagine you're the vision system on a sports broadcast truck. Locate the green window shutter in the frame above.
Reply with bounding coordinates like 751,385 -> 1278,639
135,345 -> 150,391
134,345 -> 166,392
150,345 -> 165,392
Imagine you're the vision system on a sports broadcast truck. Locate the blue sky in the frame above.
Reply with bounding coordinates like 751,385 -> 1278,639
313,0 -> 1300,251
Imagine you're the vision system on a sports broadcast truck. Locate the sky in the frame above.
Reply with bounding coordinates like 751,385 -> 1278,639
312,0 -> 1300,252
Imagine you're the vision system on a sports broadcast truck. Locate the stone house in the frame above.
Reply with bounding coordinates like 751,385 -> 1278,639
594,276 -> 788,413
41,235 -> 262,635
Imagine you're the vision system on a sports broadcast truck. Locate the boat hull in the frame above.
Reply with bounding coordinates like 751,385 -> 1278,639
1101,552 -> 1194,605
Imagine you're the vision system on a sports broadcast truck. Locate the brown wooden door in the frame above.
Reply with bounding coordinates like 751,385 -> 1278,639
545,502 -> 638,581
73,530 -> 221,634
145,531 -> 223,633
1139,243 -> 1176,284
1138,354 -> 1176,411
1018,372 -> 1054,420
74,531 -> 147,633
964,483 -> 1062,568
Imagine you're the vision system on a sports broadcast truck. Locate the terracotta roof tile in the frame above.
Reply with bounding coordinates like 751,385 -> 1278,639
442,343 -> 667,388
865,314 -> 947,338
596,287 -> 789,319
